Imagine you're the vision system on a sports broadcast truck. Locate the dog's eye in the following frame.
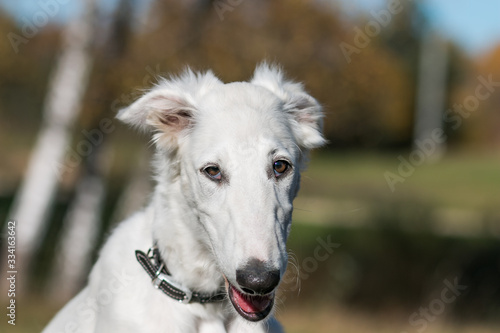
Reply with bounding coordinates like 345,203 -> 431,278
273,160 -> 290,177
204,166 -> 222,181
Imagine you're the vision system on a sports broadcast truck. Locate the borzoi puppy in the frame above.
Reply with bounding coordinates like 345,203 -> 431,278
43,63 -> 325,333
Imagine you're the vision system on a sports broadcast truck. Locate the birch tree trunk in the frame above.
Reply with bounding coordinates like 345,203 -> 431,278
413,31 -> 448,159
46,0 -> 135,300
6,0 -> 97,294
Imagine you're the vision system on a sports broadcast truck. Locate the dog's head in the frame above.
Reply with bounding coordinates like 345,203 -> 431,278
118,63 -> 325,321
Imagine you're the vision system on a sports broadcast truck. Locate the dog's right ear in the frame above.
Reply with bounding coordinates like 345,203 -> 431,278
117,69 -> 221,149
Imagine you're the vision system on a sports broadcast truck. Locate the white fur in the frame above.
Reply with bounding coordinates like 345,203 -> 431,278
43,63 -> 324,333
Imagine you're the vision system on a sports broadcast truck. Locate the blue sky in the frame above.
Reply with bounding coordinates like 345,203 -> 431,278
2,0 -> 500,56
425,0 -> 500,55
0,0 -> 119,22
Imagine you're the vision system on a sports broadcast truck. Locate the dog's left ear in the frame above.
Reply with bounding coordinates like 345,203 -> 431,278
117,69 -> 221,149
251,63 -> 326,149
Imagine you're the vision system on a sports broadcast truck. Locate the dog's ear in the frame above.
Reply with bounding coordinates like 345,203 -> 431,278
117,69 -> 221,149
251,63 -> 326,149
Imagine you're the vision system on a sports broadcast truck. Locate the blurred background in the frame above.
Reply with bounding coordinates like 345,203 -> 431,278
0,0 -> 499,332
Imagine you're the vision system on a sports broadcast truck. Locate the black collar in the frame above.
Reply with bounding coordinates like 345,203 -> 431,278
135,245 -> 226,304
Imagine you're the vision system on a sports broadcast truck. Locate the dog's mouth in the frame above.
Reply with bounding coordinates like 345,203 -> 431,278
224,278 -> 275,322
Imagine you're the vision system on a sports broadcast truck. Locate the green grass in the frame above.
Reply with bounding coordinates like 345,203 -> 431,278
278,306 -> 500,333
295,150 -> 500,227
304,150 -> 500,206
5,299 -> 499,333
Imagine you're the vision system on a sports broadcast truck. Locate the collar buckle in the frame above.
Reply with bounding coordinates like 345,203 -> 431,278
146,245 -> 158,266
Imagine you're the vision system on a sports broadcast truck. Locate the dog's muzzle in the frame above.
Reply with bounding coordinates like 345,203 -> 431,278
224,259 -> 280,321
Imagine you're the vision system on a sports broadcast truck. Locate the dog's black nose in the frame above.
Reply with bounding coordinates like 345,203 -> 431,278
236,259 -> 280,295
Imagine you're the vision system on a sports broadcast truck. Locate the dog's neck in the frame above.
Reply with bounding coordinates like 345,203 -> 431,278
149,155 -> 224,295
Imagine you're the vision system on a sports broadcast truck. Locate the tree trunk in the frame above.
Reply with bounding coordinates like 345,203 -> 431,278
413,31 -> 448,159
5,0 -> 97,295
44,0 -> 136,300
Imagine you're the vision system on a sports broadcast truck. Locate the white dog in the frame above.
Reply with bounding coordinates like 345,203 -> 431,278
43,63 -> 325,333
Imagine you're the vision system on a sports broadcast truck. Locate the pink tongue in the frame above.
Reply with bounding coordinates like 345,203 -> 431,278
231,286 -> 272,313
